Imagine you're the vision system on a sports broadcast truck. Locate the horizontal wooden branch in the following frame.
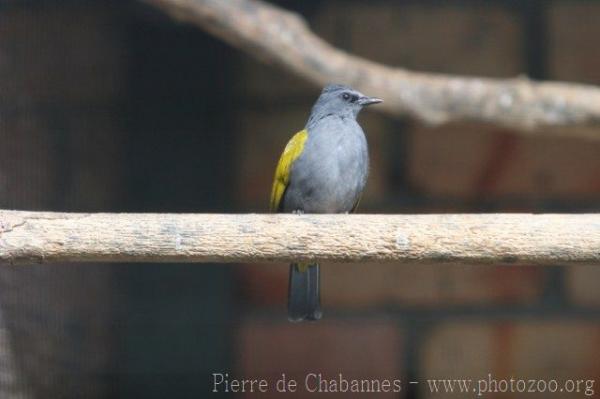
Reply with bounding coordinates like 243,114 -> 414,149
142,0 -> 600,139
1,210 -> 599,265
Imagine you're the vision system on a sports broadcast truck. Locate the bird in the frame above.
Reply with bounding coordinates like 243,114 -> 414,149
269,84 -> 382,322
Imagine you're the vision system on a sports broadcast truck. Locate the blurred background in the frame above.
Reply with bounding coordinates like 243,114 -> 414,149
0,0 -> 599,398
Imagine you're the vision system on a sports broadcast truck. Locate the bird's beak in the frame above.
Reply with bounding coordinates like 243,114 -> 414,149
358,96 -> 383,106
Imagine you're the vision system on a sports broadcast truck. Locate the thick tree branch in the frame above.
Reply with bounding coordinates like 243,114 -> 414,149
141,0 -> 600,139
1,210 -> 599,265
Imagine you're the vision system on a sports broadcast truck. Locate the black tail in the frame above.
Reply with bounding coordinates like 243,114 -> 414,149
288,263 -> 321,322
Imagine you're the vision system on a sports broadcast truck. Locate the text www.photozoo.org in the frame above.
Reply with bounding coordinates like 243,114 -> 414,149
212,372 -> 595,396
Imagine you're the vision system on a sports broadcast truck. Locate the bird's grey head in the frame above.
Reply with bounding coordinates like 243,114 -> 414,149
307,84 -> 382,126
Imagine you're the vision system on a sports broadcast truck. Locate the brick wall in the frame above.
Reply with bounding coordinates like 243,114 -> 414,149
233,1 -> 600,397
548,0 -> 600,318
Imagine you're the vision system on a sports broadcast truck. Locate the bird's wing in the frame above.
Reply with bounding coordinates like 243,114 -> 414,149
270,129 -> 308,212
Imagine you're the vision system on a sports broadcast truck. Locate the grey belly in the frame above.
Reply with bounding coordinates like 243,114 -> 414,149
282,146 -> 368,213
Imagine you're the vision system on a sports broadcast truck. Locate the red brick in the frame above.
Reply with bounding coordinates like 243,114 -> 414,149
548,2 -> 600,84
423,323 -> 495,383
314,3 -> 523,76
236,263 -> 287,306
422,322 -> 600,398
567,266 -> 600,307
511,323 -> 600,380
238,262 -> 543,309
407,123 -> 600,201
236,320 -> 403,398
324,263 -> 544,308
407,123 -> 497,199
493,134 -> 600,200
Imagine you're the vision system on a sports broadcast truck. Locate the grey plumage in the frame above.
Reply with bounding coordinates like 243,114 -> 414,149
284,113 -> 369,213
279,84 -> 382,322
287,263 -> 321,321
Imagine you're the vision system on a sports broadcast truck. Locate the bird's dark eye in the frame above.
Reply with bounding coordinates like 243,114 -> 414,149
342,93 -> 350,101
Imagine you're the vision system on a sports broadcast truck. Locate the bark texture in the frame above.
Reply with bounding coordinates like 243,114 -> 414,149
1,210 -> 599,265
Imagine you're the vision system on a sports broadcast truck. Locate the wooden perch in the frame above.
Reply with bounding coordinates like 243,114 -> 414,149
141,0 -> 600,139
1,210 -> 599,265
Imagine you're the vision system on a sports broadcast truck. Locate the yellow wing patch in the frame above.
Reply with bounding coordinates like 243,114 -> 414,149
270,129 -> 308,212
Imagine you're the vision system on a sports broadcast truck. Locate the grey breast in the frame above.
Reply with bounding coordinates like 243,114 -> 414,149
283,116 -> 369,213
